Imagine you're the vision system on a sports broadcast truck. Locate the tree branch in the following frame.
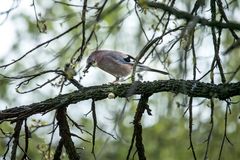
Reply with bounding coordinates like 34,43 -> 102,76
0,79 -> 239,122
10,120 -> 23,160
134,94 -> 151,160
0,21 -> 83,69
53,138 -> 64,160
56,108 -> 80,160
145,1 -> 240,30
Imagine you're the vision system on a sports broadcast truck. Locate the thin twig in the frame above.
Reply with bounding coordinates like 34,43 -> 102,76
21,119 -> 29,160
91,100 -> 97,160
188,97 -> 197,160
218,101 -> 233,159
203,98 -> 214,160
0,22 -> 82,69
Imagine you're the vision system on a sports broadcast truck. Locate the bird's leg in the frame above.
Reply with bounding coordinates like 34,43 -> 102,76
137,73 -> 143,81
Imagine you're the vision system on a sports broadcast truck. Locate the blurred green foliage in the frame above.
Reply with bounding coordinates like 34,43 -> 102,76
0,0 -> 240,159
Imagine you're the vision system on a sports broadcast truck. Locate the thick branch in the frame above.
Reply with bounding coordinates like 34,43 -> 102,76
53,138 -> 64,160
56,108 -> 80,160
134,94 -> 150,160
11,120 -> 23,160
0,79 -> 240,122
145,1 -> 240,30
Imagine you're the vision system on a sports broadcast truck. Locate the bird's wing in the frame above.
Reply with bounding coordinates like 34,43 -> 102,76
101,50 -> 169,75
104,51 -> 136,64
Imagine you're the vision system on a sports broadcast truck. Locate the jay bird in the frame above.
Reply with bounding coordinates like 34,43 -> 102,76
83,50 -> 169,82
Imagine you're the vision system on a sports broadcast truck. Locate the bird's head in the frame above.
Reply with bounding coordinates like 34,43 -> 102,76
83,52 -> 99,74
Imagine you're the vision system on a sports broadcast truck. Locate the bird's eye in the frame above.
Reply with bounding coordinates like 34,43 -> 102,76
123,56 -> 131,62
91,60 -> 97,66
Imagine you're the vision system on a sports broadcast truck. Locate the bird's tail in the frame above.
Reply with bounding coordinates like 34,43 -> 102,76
136,64 -> 169,75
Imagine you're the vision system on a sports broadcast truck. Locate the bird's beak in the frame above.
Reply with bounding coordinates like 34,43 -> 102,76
83,63 -> 92,74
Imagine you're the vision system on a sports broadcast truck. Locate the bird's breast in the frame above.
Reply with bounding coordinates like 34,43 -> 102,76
97,61 -> 132,78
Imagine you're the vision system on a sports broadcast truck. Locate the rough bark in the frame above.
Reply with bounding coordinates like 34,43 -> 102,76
0,79 -> 239,122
